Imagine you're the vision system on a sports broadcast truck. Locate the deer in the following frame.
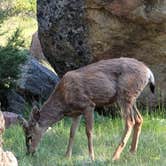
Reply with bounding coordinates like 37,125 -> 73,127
19,57 -> 155,161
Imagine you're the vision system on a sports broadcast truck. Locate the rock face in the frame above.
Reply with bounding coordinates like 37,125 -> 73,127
37,0 -> 91,76
37,0 -> 166,106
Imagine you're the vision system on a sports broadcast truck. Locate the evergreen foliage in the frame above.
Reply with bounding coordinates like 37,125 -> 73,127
0,28 -> 27,89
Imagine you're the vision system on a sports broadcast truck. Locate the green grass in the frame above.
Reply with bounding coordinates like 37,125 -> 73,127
3,112 -> 166,166
0,15 -> 37,48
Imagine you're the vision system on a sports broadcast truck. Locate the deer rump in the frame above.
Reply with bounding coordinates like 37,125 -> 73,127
62,58 -> 153,112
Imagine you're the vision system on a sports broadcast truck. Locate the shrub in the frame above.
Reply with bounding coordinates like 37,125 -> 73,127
13,0 -> 36,16
0,28 -> 27,90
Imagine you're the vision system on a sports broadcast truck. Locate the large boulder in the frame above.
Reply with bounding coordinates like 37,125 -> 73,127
37,0 -> 166,106
37,0 -> 91,76
17,57 -> 60,100
1,57 -> 59,115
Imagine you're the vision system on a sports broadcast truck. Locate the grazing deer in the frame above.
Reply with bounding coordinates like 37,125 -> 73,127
19,57 -> 155,161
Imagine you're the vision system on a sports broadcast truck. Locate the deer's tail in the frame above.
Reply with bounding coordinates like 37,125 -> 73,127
147,68 -> 155,94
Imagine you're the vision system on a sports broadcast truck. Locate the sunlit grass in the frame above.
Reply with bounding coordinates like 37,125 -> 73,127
3,111 -> 166,166
0,16 -> 37,48
0,0 -> 37,48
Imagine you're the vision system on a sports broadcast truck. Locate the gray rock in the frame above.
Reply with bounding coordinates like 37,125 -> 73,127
17,57 -> 60,100
6,90 -> 25,114
2,112 -> 19,128
3,58 -> 59,115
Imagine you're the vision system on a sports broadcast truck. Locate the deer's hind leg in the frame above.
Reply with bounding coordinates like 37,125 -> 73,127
112,101 -> 135,161
130,104 -> 143,153
65,115 -> 82,158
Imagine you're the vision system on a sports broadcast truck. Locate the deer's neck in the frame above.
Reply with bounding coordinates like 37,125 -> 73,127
38,98 -> 65,128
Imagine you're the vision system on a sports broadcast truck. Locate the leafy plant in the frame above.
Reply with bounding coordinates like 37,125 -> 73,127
13,0 -> 36,16
0,28 -> 27,89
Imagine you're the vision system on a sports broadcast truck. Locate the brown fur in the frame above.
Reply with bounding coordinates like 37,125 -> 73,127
20,57 -> 155,160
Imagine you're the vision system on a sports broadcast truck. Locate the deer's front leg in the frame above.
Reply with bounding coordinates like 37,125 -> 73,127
65,115 -> 81,158
84,107 -> 95,161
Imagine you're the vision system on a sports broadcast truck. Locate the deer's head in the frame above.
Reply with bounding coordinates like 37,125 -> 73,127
19,106 -> 45,155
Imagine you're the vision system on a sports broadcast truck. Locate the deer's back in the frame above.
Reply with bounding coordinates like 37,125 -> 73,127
60,58 -> 149,108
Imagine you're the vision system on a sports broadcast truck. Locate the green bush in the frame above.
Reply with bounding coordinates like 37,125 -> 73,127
0,28 -> 27,89
0,0 -> 36,23
13,0 -> 36,16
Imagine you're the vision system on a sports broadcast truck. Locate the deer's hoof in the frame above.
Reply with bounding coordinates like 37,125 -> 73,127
65,152 -> 72,159
129,150 -> 136,155
112,155 -> 120,161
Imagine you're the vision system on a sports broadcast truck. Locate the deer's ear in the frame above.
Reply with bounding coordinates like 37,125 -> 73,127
18,115 -> 28,129
31,106 -> 40,122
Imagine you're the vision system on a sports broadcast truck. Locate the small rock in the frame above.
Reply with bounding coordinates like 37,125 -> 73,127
2,112 -> 19,129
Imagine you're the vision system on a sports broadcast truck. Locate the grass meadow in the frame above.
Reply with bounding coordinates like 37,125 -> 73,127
3,110 -> 166,166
